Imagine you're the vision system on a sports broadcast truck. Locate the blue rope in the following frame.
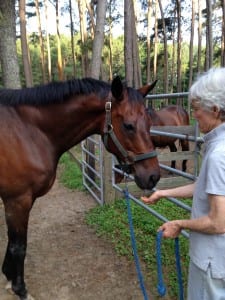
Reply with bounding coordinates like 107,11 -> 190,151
124,187 -> 149,300
156,230 -> 166,296
156,230 -> 184,300
175,237 -> 184,300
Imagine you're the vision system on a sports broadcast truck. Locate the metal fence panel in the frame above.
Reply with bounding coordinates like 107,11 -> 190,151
81,135 -> 104,205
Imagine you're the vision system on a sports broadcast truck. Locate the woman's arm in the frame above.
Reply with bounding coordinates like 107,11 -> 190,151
156,194 -> 225,238
141,183 -> 195,204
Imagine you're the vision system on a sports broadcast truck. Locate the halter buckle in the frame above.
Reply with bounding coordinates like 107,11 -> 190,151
105,102 -> 111,112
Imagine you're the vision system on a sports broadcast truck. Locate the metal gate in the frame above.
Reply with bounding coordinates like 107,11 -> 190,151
81,135 -> 104,205
112,128 -> 203,238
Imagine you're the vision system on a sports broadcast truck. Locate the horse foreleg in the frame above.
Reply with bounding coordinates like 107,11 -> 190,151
169,143 -> 177,170
2,195 -> 33,299
3,236 -> 27,299
181,139 -> 189,172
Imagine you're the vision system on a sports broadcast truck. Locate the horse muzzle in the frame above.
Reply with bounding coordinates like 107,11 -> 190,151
134,171 -> 160,190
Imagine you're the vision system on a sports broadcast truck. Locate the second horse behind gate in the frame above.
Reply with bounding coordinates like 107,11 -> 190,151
148,105 -> 190,172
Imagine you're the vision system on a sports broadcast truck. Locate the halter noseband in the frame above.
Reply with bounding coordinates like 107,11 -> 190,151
103,97 -> 157,173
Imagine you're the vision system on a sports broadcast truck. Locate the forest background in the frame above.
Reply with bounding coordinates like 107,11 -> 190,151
0,0 -> 224,97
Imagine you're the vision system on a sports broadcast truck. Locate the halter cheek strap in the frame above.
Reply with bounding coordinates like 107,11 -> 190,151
103,99 -> 157,172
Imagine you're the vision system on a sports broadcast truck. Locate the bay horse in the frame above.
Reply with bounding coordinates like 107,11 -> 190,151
0,76 -> 160,300
148,105 -> 190,172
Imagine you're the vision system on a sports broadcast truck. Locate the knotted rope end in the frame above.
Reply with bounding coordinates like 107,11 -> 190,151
157,284 -> 166,297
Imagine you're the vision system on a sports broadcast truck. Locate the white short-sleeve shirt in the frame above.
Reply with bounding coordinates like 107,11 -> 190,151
190,122 -> 225,279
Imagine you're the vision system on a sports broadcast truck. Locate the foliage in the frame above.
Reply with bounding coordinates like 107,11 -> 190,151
85,197 -> 191,299
14,28 -> 207,91
1,1 -> 225,91
59,152 -> 84,191
111,35 -> 125,78
13,28 -> 214,91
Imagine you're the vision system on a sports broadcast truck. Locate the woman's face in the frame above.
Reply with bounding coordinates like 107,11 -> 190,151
191,101 -> 222,134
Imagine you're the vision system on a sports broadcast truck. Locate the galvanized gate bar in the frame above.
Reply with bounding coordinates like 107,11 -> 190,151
150,129 -> 204,143
159,164 -> 196,180
146,92 -> 189,100
81,135 -> 104,205
112,181 -> 189,239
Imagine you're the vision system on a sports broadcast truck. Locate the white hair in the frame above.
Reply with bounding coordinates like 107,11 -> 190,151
189,67 -> 225,112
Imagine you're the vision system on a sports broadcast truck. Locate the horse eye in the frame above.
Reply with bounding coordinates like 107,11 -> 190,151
123,123 -> 135,131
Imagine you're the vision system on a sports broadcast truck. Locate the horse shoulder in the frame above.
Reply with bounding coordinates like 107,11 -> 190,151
0,106 -> 57,199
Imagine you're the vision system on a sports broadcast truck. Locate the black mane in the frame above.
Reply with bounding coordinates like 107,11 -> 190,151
0,78 -> 111,106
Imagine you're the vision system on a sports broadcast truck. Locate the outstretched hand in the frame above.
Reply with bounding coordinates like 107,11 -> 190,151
141,190 -> 161,204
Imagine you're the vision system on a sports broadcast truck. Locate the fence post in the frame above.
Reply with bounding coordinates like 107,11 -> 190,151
103,147 -> 116,204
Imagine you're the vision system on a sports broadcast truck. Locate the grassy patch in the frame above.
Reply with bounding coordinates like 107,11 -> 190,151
85,198 -> 190,299
59,152 -> 84,191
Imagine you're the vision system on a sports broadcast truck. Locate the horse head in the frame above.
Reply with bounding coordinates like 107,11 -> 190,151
102,76 -> 160,190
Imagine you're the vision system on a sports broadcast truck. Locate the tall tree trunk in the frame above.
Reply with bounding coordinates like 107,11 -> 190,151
146,0 -> 153,83
158,0 -> 168,94
153,0 -> 158,83
19,0 -> 33,87
35,0 -> 46,83
171,14 -> 176,93
90,0 -> 107,79
197,0 -> 202,73
85,0 -> 95,39
56,0 -> 63,80
188,0 -> 196,89
205,0 -> 213,69
44,0 -> 52,81
78,0 -> 89,76
132,0 -> 142,88
176,0 -> 182,95
108,0 -> 113,81
0,0 -> 20,88
69,0 -> 76,77
124,0 -> 141,87
124,0 -> 133,86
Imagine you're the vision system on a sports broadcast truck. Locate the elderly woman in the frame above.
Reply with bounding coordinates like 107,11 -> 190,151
142,67 -> 225,300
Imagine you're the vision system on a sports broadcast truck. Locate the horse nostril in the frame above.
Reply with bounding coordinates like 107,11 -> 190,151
149,173 -> 160,187
134,172 -> 160,190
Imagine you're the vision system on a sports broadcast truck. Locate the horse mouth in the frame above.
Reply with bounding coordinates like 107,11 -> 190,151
134,173 -> 160,190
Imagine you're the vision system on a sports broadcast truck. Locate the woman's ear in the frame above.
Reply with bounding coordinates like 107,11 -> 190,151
212,105 -> 219,112
212,105 -> 221,118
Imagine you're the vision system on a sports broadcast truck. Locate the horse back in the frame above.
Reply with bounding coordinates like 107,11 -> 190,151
149,105 -> 189,148
159,105 -> 189,126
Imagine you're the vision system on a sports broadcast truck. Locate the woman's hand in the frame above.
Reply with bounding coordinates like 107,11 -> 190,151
141,190 -> 162,204
159,220 -> 182,238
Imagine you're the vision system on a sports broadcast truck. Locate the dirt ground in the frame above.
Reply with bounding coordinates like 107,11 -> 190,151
0,174 -> 157,300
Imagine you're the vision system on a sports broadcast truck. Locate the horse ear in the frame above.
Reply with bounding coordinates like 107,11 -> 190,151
138,79 -> 157,97
111,76 -> 124,101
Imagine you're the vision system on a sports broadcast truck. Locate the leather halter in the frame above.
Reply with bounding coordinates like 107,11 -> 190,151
103,97 -> 157,173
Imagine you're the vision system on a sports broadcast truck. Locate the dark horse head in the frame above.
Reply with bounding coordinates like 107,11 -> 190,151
102,77 -> 160,190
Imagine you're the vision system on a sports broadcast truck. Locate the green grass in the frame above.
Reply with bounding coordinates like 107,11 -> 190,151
59,152 -> 191,299
59,152 -> 84,191
85,198 -> 190,299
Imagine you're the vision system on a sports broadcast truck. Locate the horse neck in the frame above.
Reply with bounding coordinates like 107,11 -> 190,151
17,96 -> 106,154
